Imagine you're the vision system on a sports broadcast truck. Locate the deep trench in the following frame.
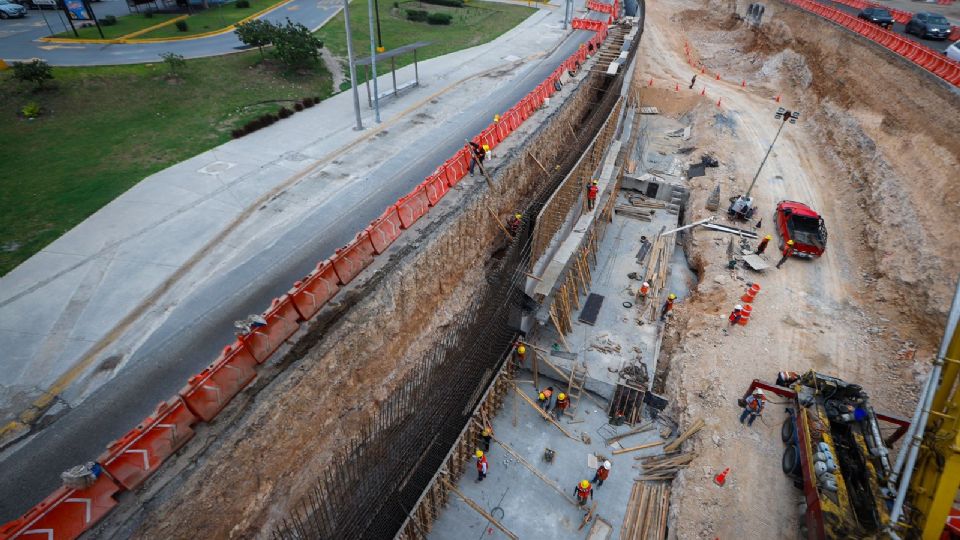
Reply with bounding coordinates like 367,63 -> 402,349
269,19 -> 644,540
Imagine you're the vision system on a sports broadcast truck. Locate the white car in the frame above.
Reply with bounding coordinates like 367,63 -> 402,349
0,0 -> 28,18
947,41 -> 960,62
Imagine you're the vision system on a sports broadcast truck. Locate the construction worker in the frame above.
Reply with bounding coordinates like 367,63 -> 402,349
689,73 -> 697,89
515,343 -> 527,367
508,213 -> 522,236
587,179 -> 599,210
776,371 -> 800,387
660,293 -> 677,321
482,143 -> 491,161
479,427 -> 492,452
639,281 -> 650,301
476,450 -> 488,481
592,460 -> 611,486
468,141 -> 485,176
755,234 -> 772,255
739,388 -> 766,426
729,304 -> 744,326
776,240 -> 795,269
553,392 -> 569,420
538,386 -> 554,413
574,479 -> 593,506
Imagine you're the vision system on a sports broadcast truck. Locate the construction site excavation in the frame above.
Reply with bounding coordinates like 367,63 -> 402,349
3,0 -> 960,536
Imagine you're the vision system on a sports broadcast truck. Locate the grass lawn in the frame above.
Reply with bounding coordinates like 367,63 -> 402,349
53,12 -> 180,40
0,54 -> 331,275
136,0 -> 284,38
316,0 -> 535,83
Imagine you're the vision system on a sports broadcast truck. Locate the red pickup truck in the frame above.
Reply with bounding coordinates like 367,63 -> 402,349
775,201 -> 827,258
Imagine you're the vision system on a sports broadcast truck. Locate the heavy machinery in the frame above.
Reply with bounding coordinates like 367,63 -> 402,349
747,277 -> 960,539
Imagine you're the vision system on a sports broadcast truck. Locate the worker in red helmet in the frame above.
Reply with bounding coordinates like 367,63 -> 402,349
574,479 -> 593,506
475,450 -> 488,482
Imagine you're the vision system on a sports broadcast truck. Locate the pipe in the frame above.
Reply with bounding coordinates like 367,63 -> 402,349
888,277 -> 960,527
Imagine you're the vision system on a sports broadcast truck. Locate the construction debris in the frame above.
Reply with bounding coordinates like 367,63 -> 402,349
638,106 -> 660,114
705,185 -> 721,211
663,418 -> 705,453
621,481 -> 670,539
612,440 -> 664,455
604,422 -> 655,445
635,451 -> 697,480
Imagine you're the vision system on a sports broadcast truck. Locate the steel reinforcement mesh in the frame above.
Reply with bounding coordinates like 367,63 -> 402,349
271,23 -> 640,540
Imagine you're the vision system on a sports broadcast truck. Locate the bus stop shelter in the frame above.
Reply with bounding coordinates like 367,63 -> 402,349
355,41 -> 432,107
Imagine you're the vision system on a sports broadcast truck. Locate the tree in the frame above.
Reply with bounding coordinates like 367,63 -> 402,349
12,59 -> 53,90
160,52 -> 187,76
272,19 -> 323,69
235,19 -> 276,59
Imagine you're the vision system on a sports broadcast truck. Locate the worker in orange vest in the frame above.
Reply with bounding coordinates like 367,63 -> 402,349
728,304 -> 744,326
739,388 -> 766,426
587,180 -> 599,210
660,293 -> 677,321
476,450 -> 488,481
574,479 -> 593,506
515,343 -> 527,367
776,240 -> 795,269
538,387 -> 554,413
508,213 -> 522,235
639,281 -> 650,300
553,392 -> 569,420
592,460 -> 611,487
755,234 -> 772,255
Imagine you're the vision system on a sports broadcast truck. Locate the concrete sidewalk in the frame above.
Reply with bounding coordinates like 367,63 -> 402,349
0,0 -> 587,451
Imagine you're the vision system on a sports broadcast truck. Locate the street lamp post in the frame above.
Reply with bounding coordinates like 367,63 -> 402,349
343,0 -> 364,130
368,0 -> 381,123
728,106 -> 800,220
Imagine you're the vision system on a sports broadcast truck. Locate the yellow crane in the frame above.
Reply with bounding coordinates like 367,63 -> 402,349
889,277 -> 960,539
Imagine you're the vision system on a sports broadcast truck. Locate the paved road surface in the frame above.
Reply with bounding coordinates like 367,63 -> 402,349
825,0 -> 957,52
0,0 -> 340,65
0,24 -> 595,522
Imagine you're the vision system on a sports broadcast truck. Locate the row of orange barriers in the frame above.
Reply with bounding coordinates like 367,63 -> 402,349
0,15 -> 615,540
786,0 -> 960,86
818,0 -> 959,43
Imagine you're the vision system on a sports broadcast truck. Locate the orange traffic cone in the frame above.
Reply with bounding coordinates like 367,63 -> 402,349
741,79 -> 746,87
715,73 -> 721,80
738,304 -> 752,326
700,87 -> 706,96
716,97 -> 722,107
775,94 -> 781,103
675,83 -> 680,92
714,467 -> 730,486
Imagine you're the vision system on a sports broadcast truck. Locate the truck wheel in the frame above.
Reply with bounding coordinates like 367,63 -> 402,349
782,445 -> 801,476
781,418 -> 795,443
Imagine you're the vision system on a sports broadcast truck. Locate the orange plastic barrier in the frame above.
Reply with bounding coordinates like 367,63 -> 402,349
423,174 -> 449,206
396,185 -> 431,229
243,295 -> 303,362
100,397 -> 199,490
331,232 -> 377,285
178,342 -> 258,422
367,205 -> 404,254
0,476 -> 120,540
289,260 -> 341,319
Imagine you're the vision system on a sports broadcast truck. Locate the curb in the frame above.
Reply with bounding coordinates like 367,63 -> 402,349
37,0 -> 294,45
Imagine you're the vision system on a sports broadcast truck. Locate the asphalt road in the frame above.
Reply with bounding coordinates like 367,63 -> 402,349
824,0 -> 957,53
0,25 -> 595,523
0,0 -> 339,65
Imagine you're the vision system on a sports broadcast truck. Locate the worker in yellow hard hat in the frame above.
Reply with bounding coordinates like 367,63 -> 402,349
587,179 -> 599,210
538,386 -> 554,414
508,213 -> 522,235
755,234 -> 772,255
661,293 -> 677,322
515,343 -> 527,367
479,426 -> 492,451
776,239 -> 796,270
553,392 -> 569,420
574,479 -> 593,506
476,449 -> 488,481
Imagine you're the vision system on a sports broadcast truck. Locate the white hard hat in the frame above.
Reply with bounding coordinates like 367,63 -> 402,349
642,281 -> 650,287
734,304 -> 743,310
603,460 -> 611,470
754,388 -> 765,396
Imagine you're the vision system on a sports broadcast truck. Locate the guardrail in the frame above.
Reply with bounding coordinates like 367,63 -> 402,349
0,18 -> 611,540
823,0 -> 960,42
785,0 -> 960,86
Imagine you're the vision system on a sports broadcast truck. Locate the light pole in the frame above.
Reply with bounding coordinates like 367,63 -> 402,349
343,0 -> 363,130
368,0 -> 381,123
728,106 -> 800,220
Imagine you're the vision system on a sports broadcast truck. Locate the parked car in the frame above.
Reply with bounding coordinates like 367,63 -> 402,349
947,40 -> 960,62
774,200 -> 827,258
905,12 -> 953,40
0,0 -> 28,18
857,7 -> 894,29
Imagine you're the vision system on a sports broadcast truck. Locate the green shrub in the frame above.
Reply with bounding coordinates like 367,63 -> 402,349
175,19 -> 188,32
12,59 -> 53,90
21,102 -> 41,119
160,52 -> 186,75
271,19 -> 322,68
405,8 -> 427,21
236,0 -> 250,7
427,12 -> 452,24
422,0 -> 463,7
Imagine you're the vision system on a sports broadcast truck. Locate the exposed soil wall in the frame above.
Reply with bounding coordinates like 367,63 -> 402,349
96,60 -> 608,539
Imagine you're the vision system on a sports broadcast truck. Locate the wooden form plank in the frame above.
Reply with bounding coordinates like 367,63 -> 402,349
443,478 -> 519,540
509,383 -> 579,440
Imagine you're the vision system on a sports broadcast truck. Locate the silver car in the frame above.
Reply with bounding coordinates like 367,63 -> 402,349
0,0 -> 28,18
